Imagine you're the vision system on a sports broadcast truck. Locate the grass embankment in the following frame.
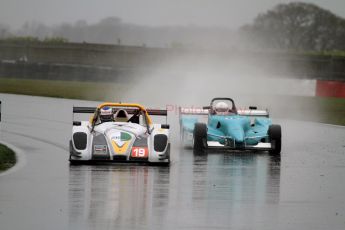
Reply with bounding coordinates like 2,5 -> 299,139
0,144 -> 16,171
253,95 -> 345,126
0,78 -> 344,125
318,97 -> 345,125
0,78 -> 128,101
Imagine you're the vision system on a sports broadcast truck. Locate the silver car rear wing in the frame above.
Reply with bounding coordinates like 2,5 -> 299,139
73,107 -> 96,114
0,101 -> 2,122
73,106 -> 169,128
73,106 -> 168,116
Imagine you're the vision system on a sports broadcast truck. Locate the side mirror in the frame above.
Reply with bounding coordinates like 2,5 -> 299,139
203,106 -> 211,110
161,124 -> 170,129
249,106 -> 257,110
73,121 -> 81,126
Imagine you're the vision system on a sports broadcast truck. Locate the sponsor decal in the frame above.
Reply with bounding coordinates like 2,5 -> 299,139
111,132 -> 132,154
112,132 -> 131,147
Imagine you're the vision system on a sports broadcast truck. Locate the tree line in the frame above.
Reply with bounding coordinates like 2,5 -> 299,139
241,2 -> 345,51
1,2 -> 344,52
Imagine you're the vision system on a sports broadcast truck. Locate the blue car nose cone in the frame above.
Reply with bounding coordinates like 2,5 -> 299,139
221,119 -> 246,142
232,129 -> 245,142
225,127 -> 245,142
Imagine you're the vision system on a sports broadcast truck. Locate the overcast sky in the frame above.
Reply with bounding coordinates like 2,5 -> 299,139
1,0 -> 345,29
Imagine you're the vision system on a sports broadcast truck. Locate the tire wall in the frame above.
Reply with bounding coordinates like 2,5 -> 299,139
316,80 -> 345,98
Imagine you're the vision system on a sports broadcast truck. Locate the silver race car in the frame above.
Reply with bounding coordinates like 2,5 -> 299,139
69,102 -> 170,165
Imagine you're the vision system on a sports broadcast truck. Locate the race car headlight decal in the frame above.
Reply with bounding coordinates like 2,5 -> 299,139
73,132 -> 87,150
154,134 -> 168,152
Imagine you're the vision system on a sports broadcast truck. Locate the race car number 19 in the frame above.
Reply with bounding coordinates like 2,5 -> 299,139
131,147 -> 148,158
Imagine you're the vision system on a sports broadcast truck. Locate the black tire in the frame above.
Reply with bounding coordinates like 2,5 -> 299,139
180,128 -> 186,148
268,125 -> 281,155
69,140 -> 73,160
193,123 -> 208,151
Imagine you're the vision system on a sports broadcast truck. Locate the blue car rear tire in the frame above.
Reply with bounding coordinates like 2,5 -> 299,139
193,123 -> 208,151
268,125 -> 281,155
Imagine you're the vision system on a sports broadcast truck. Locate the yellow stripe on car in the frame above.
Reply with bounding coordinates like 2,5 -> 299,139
111,140 -> 130,154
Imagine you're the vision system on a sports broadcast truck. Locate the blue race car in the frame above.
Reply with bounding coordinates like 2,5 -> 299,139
179,98 -> 281,155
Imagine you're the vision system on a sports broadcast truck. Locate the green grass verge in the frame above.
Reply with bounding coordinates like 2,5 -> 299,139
262,95 -> 345,126
0,144 -> 16,171
0,78 -> 128,101
0,78 -> 344,126
318,97 -> 345,125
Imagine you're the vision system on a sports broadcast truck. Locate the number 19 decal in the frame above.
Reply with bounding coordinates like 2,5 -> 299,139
131,147 -> 148,158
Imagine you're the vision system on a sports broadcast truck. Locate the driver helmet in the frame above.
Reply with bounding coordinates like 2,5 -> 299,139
214,102 -> 229,114
100,106 -> 113,122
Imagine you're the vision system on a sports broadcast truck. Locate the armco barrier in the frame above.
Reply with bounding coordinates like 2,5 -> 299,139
316,80 -> 345,98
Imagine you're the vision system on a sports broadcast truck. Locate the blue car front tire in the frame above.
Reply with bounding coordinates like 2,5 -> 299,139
193,123 -> 208,151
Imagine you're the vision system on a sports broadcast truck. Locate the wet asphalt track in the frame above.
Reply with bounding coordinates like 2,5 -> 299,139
0,93 -> 345,230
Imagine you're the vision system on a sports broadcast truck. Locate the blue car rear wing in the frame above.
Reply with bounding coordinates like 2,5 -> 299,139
179,107 -> 208,115
237,109 -> 269,117
179,107 -> 269,117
